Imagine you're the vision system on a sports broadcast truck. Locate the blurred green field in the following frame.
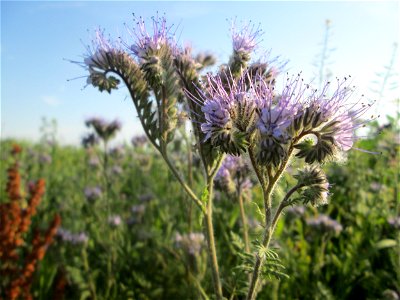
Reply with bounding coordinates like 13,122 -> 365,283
1,115 -> 398,300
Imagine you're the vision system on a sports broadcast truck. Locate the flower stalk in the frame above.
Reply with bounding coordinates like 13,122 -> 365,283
76,14 -> 375,299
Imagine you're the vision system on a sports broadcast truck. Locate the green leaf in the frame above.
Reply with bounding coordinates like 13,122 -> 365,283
375,239 -> 397,250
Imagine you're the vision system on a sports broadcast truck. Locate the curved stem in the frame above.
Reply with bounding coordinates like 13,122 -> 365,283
162,153 -> 205,212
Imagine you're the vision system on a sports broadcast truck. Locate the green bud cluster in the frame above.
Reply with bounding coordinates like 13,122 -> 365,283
294,166 -> 330,206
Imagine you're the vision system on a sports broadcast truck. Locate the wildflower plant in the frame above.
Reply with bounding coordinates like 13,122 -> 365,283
76,14 -> 375,299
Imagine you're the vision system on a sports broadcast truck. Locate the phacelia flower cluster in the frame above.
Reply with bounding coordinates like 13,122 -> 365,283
128,14 -> 175,60
108,215 -> 122,227
306,214 -> 343,235
197,71 -> 373,167
82,133 -> 100,149
86,117 -> 121,142
215,155 -> 252,195
84,186 -> 102,202
131,135 -> 148,148
231,19 -> 262,54
294,166 -> 330,206
56,228 -> 89,245
197,71 -> 256,155
174,232 -> 205,256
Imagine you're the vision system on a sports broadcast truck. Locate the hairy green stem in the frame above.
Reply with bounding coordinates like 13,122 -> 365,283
204,175 -> 223,300
238,191 -> 250,253
247,147 -> 297,300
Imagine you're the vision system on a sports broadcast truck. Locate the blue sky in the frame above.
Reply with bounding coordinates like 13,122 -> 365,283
1,1 -> 399,145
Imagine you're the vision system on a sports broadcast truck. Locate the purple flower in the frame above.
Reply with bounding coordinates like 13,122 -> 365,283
83,28 -> 121,71
109,145 -> 125,158
82,133 -> 99,149
108,215 -> 122,227
256,74 -> 304,141
127,14 -> 175,59
195,71 -> 257,154
196,71 -> 374,164
388,216 -> 400,230
138,193 -> 154,203
56,228 -> 89,245
215,155 -> 253,194
111,165 -> 123,175
286,206 -> 306,218
131,135 -> 148,148
38,153 -> 52,164
88,155 -> 100,168
231,19 -> 262,53
306,214 -> 343,235
308,77 -> 374,152
84,186 -> 102,202
131,204 -> 146,214
85,117 -> 121,141
174,232 -> 205,255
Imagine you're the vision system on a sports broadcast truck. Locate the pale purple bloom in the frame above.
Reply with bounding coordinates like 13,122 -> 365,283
256,74 -> 304,143
215,155 -> 253,193
127,14 -> 175,59
197,71 -> 256,145
38,153 -> 52,164
83,28 -> 120,72
138,193 -> 154,203
370,182 -> 382,192
309,77 -> 374,152
307,214 -> 343,235
175,232 -> 205,255
84,186 -> 102,202
88,155 -> 100,168
108,215 -> 122,227
388,216 -> 400,230
131,135 -> 148,148
286,206 -> 306,218
111,165 -> 123,175
131,204 -> 146,214
57,228 -> 89,245
231,20 -> 262,53
86,117 -> 121,141
82,133 -> 99,148
109,145 -> 125,158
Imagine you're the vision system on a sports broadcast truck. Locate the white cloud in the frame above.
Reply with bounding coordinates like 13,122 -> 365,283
42,95 -> 62,107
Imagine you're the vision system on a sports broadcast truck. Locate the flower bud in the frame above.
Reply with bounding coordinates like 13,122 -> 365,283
295,166 -> 329,206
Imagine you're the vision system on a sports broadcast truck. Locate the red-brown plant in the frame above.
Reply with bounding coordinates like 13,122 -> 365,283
0,144 -> 61,300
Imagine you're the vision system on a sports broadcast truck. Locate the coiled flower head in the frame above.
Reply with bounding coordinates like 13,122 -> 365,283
294,76 -> 376,163
128,14 -> 175,60
197,71 -> 258,155
82,29 -> 123,92
231,19 -> 262,54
